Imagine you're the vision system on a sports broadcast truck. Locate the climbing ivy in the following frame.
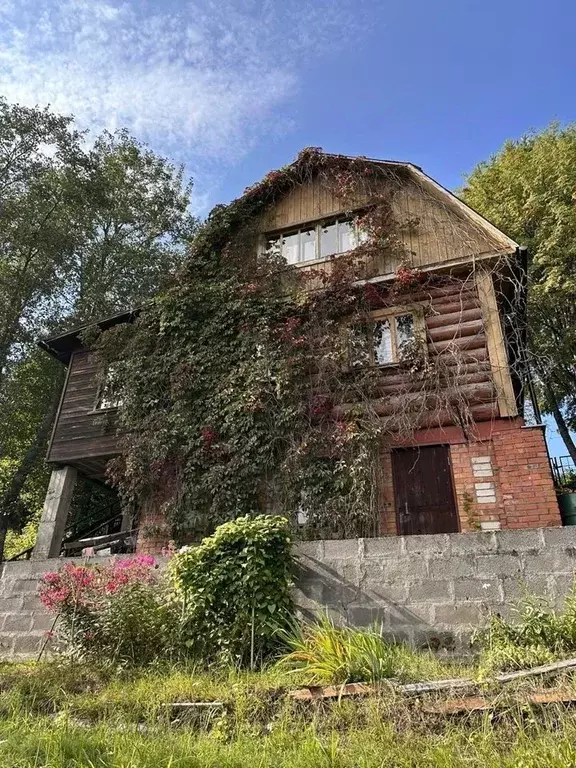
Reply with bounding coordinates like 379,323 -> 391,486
95,149 -> 460,541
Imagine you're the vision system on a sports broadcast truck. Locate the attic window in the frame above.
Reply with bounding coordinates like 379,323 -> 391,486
266,218 -> 367,265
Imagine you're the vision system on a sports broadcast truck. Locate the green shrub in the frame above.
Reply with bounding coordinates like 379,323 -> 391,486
170,515 -> 295,666
475,583 -> 576,673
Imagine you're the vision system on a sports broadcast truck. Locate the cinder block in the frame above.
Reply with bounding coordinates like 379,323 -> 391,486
476,554 -> 523,578
428,555 -> 475,580
551,573 -> 576,601
346,603 -> 389,628
543,527 -> 576,549
364,536 -> 405,558
363,557 -> 428,582
403,533 -> 450,555
524,551 -> 576,574
434,603 -> 483,626
453,578 -> 503,602
495,529 -> 545,553
362,581 -> 410,604
11,579 -> 40,595
322,539 -> 359,560
0,596 -> 23,612
0,634 -> 14,653
408,580 -> 453,603
295,541 -> 324,559
450,532 -> 497,555
2,614 -> 33,633
12,634 -> 43,655
501,575 -> 554,602
31,614 -> 56,632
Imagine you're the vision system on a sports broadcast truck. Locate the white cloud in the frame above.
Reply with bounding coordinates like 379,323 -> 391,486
0,0 -> 363,173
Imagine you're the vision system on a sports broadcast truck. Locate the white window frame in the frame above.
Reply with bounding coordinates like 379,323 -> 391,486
349,306 -> 427,368
265,217 -> 366,266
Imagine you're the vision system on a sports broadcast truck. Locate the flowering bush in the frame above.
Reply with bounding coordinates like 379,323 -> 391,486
40,556 -> 183,666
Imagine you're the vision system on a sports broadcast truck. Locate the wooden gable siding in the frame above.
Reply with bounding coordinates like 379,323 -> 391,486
47,350 -> 121,470
260,172 -> 509,273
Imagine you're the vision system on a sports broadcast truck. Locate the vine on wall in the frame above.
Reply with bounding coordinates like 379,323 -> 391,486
94,149 -> 482,541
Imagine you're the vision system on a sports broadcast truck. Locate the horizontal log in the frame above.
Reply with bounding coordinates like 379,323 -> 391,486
425,307 -> 483,329
427,319 -> 484,344
428,335 -> 486,354
372,371 -> 493,397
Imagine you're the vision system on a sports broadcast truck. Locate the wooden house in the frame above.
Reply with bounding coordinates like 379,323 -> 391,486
34,153 -> 561,558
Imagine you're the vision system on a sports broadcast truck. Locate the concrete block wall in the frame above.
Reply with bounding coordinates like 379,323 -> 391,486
1,528 -> 576,658
0,559 -> 60,658
294,526 -> 576,652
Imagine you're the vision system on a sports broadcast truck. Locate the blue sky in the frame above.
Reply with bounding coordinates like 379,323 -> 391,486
0,0 -> 573,454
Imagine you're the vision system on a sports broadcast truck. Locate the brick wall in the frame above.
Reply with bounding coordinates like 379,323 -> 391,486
379,420 -> 560,536
450,423 -> 560,532
136,499 -> 171,555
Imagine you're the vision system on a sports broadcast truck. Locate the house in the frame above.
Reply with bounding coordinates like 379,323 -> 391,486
33,152 -> 561,558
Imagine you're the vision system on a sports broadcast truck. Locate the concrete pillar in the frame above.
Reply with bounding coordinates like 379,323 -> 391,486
33,465 -> 77,559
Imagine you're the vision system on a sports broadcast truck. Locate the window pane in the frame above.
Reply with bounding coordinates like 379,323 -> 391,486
301,228 -> 316,261
373,319 -> 393,365
396,314 -> 414,354
349,324 -> 370,367
320,222 -> 338,258
338,220 -> 354,253
266,237 -> 281,257
281,232 -> 299,264
98,366 -> 122,409
352,224 -> 369,247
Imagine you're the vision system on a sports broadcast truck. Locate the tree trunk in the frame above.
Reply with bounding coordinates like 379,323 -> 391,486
0,368 -> 65,560
544,382 -> 576,465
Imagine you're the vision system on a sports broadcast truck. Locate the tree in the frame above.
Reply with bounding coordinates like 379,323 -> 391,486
0,99 -> 197,557
461,123 -> 576,462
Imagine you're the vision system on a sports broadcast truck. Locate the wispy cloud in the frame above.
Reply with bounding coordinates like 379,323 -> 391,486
0,0 -> 364,176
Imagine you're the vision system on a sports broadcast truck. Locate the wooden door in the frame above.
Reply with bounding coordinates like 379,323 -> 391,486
391,445 -> 459,535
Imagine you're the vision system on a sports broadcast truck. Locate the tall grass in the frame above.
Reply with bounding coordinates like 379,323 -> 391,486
2,699 -> 576,767
3,660 -> 576,767
277,614 -> 464,684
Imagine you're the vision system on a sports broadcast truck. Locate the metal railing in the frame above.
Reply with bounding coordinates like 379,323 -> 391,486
551,455 -> 576,489
6,499 -> 131,562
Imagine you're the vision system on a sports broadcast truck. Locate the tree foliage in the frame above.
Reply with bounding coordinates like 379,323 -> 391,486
461,123 -> 576,457
0,98 -> 196,551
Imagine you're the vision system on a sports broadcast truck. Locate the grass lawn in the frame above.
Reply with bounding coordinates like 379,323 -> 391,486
1,661 -> 576,767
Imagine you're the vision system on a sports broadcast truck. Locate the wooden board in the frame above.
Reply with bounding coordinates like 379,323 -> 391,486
47,350 -> 121,472
260,168 -> 512,273
391,445 -> 460,535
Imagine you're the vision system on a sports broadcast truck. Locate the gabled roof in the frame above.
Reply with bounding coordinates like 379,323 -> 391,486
317,153 -> 519,253
39,310 -> 138,364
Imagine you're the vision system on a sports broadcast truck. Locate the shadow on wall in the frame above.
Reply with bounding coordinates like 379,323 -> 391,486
295,557 -> 458,652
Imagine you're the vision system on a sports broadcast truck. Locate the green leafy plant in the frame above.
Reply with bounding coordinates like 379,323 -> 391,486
170,515 -> 295,667
475,584 -> 576,673
278,614 -> 410,684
